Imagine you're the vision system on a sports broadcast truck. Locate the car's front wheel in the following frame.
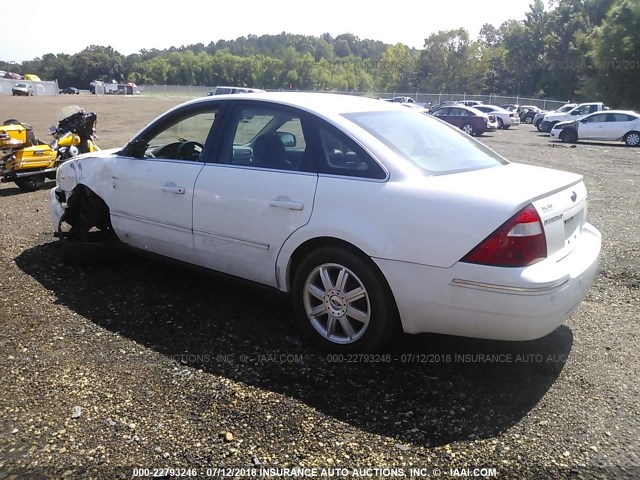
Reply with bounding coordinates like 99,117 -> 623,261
292,246 -> 398,352
560,129 -> 578,143
624,131 -> 640,147
524,116 -> 533,124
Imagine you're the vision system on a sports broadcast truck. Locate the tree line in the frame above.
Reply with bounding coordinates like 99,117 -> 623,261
2,0 -> 638,108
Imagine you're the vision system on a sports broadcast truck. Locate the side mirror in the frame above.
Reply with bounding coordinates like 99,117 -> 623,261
277,131 -> 296,148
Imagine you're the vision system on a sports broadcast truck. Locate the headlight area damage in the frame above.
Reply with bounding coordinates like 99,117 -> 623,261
50,184 -> 123,266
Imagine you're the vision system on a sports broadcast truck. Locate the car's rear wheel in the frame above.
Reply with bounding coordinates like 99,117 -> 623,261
624,131 -> 640,147
14,175 -> 46,192
292,246 -> 398,352
461,123 -> 475,136
497,118 -> 505,129
524,116 -> 533,124
535,119 -> 543,131
560,129 -> 578,143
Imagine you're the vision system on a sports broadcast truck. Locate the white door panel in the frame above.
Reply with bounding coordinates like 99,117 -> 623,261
578,121 -> 604,139
193,164 -> 318,286
108,157 -> 204,263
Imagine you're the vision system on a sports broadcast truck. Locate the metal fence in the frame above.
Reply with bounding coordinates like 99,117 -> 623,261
136,85 -> 569,110
374,92 -> 569,110
2,79 -> 569,109
0,78 -> 59,96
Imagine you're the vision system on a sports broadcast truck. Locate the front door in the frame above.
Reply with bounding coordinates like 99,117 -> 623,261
108,106 -> 219,263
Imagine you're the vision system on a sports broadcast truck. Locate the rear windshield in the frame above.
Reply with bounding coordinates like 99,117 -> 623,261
344,111 -> 508,175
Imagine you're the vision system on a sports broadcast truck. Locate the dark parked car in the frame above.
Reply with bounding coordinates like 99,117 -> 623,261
519,106 -> 544,124
430,105 -> 496,136
60,87 -> 79,95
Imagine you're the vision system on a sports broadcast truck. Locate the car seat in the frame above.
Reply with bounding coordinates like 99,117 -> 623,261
252,134 -> 291,170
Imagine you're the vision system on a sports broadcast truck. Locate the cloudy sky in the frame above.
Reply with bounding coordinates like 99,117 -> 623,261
2,0 -> 533,62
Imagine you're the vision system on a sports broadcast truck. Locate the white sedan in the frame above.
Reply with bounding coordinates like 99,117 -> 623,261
550,110 -> 640,146
474,104 -> 521,129
49,93 -> 601,352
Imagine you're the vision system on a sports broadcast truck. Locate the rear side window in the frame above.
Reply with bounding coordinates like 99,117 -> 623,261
345,110 -> 507,175
316,125 -> 386,180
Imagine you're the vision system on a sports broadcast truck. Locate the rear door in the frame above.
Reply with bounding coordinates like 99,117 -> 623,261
604,113 -> 637,140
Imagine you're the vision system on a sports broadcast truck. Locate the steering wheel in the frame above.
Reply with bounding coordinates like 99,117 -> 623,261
176,141 -> 204,161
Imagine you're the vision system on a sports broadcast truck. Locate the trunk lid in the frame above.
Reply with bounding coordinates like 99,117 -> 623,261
400,163 -> 587,267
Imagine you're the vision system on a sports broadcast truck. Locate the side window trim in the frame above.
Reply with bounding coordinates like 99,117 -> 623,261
309,117 -> 389,182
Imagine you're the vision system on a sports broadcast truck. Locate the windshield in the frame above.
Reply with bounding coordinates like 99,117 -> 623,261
345,110 -> 508,175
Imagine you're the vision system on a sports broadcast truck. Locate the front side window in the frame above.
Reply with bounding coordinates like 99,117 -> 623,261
346,110 -> 507,175
143,109 -> 218,161
584,114 -> 607,123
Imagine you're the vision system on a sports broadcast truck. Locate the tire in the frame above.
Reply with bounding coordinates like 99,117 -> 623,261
524,116 -> 533,124
292,246 -> 399,352
59,231 -> 123,267
497,118 -> 505,129
461,123 -> 475,136
624,131 -> 640,147
14,175 -> 46,192
535,119 -> 543,131
560,129 -> 578,143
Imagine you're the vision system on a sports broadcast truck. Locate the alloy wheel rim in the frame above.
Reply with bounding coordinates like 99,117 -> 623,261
463,125 -> 473,135
628,133 -> 640,146
303,263 -> 371,344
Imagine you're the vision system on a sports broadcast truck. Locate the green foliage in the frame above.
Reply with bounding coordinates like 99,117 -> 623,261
3,3 -> 638,108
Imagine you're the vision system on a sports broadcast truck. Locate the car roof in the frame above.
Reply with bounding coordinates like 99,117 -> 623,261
584,109 -> 638,116
186,92 -> 408,115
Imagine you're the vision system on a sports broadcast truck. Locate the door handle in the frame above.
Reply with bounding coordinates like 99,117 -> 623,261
269,197 -> 304,211
161,184 -> 185,194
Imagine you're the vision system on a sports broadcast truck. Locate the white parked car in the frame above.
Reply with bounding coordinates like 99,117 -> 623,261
550,110 -> 640,146
474,105 -> 521,129
49,93 -> 601,352
534,104 -> 577,131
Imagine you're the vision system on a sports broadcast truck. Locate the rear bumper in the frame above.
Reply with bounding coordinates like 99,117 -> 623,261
375,223 -> 601,341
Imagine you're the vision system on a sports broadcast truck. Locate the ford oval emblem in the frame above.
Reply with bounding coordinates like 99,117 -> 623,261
570,191 -> 577,202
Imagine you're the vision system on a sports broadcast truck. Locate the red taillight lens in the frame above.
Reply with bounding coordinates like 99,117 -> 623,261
461,204 -> 547,267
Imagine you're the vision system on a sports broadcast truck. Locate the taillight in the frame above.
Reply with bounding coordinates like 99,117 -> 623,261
461,204 -> 547,267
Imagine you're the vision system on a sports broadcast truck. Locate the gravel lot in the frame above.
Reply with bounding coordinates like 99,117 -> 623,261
0,94 -> 639,479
